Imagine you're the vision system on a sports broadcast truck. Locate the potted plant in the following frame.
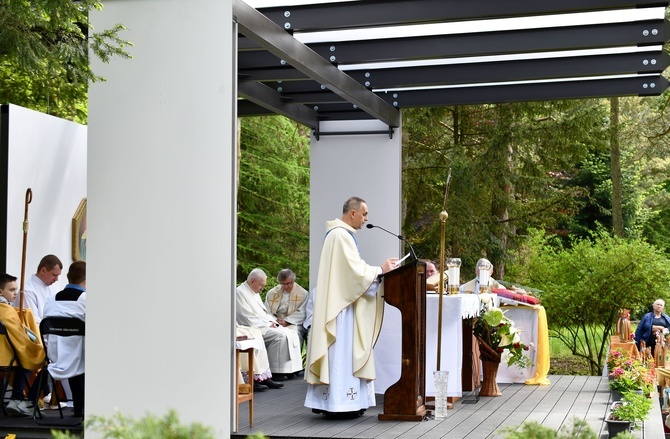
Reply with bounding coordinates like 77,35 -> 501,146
472,306 -> 533,396
608,358 -> 655,401
608,368 -> 639,401
605,392 -> 652,438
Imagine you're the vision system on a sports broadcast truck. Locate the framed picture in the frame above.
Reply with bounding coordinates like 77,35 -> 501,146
72,198 -> 87,261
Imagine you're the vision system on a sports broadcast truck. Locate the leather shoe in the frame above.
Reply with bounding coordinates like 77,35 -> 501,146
253,382 -> 268,392
273,374 -> 288,381
260,379 -> 284,389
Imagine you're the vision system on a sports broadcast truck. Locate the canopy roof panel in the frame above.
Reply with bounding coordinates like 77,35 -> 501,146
235,0 -> 670,130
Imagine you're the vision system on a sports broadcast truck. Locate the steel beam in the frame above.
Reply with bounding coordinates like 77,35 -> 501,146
233,0 -> 400,127
238,81 -> 319,130
379,76 -> 670,108
258,0 -> 670,32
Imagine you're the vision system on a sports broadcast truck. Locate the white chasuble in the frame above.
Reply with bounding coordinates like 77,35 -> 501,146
305,218 -> 384,412
236,281 -> 302,374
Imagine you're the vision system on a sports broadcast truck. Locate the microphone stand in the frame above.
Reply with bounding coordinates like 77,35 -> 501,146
366,224 -> 417,261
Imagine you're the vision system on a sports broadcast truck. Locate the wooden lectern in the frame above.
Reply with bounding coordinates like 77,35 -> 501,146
378,260 -> 427,421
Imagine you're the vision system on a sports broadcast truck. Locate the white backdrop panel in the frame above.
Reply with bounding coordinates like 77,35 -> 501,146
3,104 -> 86,291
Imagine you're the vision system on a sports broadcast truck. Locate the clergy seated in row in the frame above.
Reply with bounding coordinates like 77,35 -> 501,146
42,261 -> 87,418
236,268 -> 303,383
237,324 -> 284,390
0,274 -> 46,417
264,269 -> 308,357
459,258 -> 501,294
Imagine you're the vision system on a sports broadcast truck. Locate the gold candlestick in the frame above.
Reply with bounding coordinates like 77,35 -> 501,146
436,168 -> 451,372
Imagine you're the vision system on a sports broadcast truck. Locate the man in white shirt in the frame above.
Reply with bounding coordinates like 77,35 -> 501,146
13,254 -> 62,324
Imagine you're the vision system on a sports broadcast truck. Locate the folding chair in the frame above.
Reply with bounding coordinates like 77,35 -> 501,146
33,316 -> 85,424
0,321 -> 19,416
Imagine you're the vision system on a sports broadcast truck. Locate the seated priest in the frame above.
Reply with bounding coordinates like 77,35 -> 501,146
264,269 -> 308,349
459,258 -> 500,294
236,268 -> 303,381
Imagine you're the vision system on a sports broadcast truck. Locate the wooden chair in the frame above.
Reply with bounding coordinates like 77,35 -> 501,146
235,347 -> 254,431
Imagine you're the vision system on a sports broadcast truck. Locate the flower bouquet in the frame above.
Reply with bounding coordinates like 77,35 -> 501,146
471,306 -> 533,396
473,306 -> 533,368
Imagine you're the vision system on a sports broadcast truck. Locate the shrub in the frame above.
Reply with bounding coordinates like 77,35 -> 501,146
504,417 -> 596,438
51,410 -> 215,439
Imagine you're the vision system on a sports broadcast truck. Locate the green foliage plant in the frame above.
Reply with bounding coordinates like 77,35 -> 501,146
50,409 -> 215,439
608,357 -> 654,396
506,227 -> 670,374
503,417 -> 596,438
608,368 -> 640,394
609,392 -> 653,424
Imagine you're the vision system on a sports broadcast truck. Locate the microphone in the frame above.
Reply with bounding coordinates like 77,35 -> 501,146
366,223 -> 418,261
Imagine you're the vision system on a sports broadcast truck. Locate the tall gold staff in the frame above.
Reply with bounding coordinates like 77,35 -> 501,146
436,169 -> 451,371
18,188 -> 32,324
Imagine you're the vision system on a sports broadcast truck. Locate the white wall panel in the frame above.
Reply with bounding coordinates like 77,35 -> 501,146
88,1 -> 235,436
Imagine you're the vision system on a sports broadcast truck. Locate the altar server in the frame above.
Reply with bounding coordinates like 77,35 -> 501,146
13,254 -> 63,324
43,260 -> 86,418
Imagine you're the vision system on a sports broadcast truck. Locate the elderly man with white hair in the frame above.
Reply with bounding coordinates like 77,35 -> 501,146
236,268 -> 303,388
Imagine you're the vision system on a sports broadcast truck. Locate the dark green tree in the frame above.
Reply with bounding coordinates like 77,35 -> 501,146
237,116 -> 310,293
402,100 -> 608,277
0,0 -> 131,122
506,228 -> 669,374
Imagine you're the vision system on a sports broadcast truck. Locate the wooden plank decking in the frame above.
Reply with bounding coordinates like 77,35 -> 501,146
233,374 -> 667,439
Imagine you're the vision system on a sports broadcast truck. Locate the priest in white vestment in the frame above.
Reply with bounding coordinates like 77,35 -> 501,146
264,268 -> 308,347
305,196 -> 397,418
236,269 -> 303,380
459,257 -> 501,294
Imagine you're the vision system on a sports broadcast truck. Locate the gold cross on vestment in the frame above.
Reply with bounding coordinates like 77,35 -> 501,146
268,292 -> 281,310
290,293 -> 302,312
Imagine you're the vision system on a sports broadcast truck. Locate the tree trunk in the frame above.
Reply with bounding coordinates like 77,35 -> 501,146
610,97 -> 624,237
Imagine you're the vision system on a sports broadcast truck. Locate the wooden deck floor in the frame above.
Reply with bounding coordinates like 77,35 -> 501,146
233,375 -> 667,439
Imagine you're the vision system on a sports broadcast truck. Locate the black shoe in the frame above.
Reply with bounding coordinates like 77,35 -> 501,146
260,379 -> 284,389
313,409 -> 365,419
272,374 -> 288,381
253,382 -> 268,392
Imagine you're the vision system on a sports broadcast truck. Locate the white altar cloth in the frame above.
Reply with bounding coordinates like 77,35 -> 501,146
374,294 -> 540,397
